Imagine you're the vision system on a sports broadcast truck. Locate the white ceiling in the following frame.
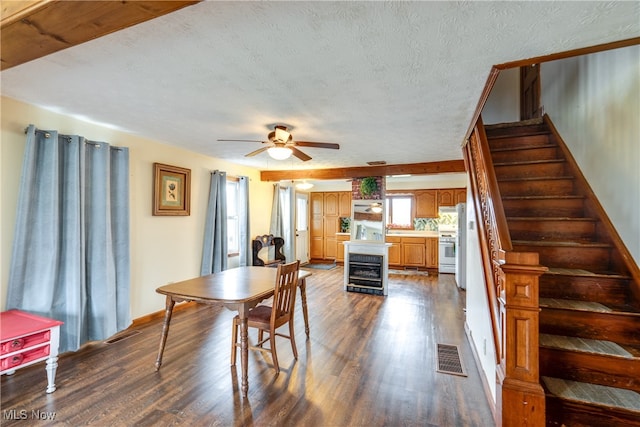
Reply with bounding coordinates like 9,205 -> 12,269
2,1 -> 638,172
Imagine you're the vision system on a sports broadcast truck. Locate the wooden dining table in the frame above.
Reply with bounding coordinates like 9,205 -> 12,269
154,266 -> 312,398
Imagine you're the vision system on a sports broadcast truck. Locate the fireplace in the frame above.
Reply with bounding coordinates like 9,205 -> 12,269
348,253 -> 383,294
343,241 -> 391,295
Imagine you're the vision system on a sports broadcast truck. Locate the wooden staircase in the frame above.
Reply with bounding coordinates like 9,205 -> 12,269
484,119 -> 640,426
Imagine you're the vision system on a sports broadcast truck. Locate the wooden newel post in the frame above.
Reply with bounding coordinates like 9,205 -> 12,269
497,251 -> 548,427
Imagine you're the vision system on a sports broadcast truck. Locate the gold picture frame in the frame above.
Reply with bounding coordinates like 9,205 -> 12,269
153,163 -> 191,216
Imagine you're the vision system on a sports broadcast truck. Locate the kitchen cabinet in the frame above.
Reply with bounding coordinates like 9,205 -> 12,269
438,189 -> 455,207
415,190 -> 438,218
335,234 -> 350,263
309,191 -> 351,260
339,192 -> 352,217
438,188 -> 466,207
401,237 -> 426,267
426,237 -> 439,268
386,236 -> 401,266
310,193 -> 325,259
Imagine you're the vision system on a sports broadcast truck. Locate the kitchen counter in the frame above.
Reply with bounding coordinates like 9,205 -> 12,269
337,231 -> 439,238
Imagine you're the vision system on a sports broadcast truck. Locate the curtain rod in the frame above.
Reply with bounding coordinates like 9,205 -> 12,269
23,126 -> 123,150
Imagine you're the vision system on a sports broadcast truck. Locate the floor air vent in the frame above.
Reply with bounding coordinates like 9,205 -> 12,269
104,329 -> 141,344
436,343 -> 467,377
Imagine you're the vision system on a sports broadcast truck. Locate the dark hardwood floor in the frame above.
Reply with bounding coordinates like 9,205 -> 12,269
1,267 -> 494,426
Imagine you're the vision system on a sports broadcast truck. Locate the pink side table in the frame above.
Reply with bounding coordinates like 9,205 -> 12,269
1,310 -> 64,393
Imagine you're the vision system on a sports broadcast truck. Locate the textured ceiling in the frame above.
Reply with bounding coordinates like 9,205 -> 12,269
2,1 -> 639,172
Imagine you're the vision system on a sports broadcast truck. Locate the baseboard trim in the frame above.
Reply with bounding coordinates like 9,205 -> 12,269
465,321 -> 497,423
130,301 -> 197,328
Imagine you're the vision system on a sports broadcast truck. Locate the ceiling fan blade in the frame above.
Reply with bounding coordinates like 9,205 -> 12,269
245,146 -> 270,157
217,139 -> 266,143
290,147 -> 312,161
294,141 -> 340,150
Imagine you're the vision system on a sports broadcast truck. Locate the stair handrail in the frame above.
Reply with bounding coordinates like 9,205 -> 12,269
464,115 -> 547,426
463,116 -> 511,362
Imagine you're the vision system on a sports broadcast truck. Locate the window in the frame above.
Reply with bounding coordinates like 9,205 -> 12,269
386,195 -> 413,229
226,179 -> 239,256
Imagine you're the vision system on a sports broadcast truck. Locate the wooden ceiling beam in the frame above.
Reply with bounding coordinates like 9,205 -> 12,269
259,160 -> 466,182
1,0 -> 200,71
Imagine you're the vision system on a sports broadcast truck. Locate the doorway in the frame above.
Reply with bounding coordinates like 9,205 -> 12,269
295,192 -> 309,265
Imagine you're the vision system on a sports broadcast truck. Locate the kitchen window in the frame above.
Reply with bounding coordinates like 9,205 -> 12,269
386,195 -> 413,229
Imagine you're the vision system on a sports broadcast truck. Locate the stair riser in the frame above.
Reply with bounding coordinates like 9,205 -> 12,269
545,395 -> 640,427
502,198 -> 585,217
540,347 -> 640,392
540,309 -> 640,346
488,134 -> 550,150
540,274 -> 630,306
512,244 -> 611,271
509,220 -> 596,242
495,162 -> 567,180
497,178 -> 574,197
491,146 -> 560,163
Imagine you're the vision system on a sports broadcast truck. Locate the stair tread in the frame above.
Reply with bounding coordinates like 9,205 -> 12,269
490,143 -> 557,153
497,175 -> 574,182
508,217 -> 596,222
540,333 -> 634,358
494,159 -> 565,166
540,297 -> 613,313
545,267 -> 630,279
502,195 -> 584,200
513,240 -> 610,248
542,376 -> 640,411
540,297 -> 640,315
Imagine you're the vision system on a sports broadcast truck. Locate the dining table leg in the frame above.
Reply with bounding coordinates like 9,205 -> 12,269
238,303 -> 249,398
155,296 -> 175,371
299,278 -> 310,337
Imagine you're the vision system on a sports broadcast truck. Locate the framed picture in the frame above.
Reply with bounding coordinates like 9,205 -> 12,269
153,163 -> 191,216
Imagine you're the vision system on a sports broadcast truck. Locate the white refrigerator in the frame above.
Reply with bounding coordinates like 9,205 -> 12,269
455,203 -> 466,289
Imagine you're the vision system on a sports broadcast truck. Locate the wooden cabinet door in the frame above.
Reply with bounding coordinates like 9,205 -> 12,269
310,192 -> 324,216
455,189 -> 467,205
402,238 -> 425,267
324,192 -> 339,216
387,237 -> 401,266
335,235 -> 349,262
415,190 -> 438,218
338,192 -> 352,217
425,237 -> 439,268
310,237 -> 324,260
438,189 -> 455,207
323,216 -> 338,259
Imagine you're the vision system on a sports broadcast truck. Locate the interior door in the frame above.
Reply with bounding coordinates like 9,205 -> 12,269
295,192 -> 309,264
520,64 -> 542,120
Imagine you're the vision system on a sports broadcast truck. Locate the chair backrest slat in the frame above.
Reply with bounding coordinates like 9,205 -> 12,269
272,261 -> 300,328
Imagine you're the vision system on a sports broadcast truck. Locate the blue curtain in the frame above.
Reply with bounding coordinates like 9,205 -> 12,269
270,184 -> 296,262
201,170 -> 228,275
238,176 -> 251,267
7,125 -> 131,353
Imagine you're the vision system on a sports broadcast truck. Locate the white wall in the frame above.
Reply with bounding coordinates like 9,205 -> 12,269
462,176 -> 497,404
541,46 -> 640,263
482,67 -> 520,125
1,96 -> 273,319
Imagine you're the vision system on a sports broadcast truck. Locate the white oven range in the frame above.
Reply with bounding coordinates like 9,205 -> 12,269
438,233 -> 456,274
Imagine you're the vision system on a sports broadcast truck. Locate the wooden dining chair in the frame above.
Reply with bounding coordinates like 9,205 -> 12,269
231,260 -> 300,373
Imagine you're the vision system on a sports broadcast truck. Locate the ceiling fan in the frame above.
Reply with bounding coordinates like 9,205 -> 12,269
217,125 -> 340,161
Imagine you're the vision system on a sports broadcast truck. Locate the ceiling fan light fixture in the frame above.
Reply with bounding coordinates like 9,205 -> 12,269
370,202 -> 383,214
267,146 -> 292,160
